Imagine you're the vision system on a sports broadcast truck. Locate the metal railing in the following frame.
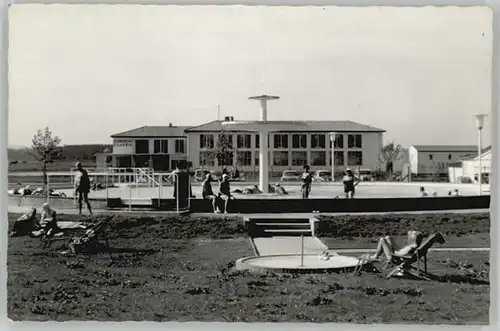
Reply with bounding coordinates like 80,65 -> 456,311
14,169 -> 191,213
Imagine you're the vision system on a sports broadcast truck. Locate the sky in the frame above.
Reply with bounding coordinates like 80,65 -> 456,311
7,5 -> 493,148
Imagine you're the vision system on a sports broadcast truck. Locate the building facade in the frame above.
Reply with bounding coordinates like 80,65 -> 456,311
448,146 -> 491,183
185,119 -> 385,173
108,125 -> 188,171
408,145 -> 477,175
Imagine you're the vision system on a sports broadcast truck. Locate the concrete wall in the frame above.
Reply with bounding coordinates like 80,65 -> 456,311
187,131 -> 383,173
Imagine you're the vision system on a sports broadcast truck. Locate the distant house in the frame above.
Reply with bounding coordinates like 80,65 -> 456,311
408,145 -> 478,175
106,124 -> 188,171
448,146 -> 492,183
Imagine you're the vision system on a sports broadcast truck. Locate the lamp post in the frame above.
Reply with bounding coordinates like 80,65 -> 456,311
474,114 -> 487,195
329,132 -> 336,182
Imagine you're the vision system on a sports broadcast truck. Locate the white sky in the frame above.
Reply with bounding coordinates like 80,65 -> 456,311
7,5 -> 493,148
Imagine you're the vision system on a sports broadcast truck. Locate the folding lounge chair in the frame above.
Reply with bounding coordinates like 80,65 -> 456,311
386,232 -> 446,280
68,217 -> 114,253
42,217 -> 112,251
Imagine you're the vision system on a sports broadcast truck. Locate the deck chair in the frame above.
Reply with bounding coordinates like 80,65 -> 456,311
67,217 -> 114,253
386,232 -> 446,280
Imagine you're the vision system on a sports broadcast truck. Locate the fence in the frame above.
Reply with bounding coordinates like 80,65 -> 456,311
11,170 -> 189,213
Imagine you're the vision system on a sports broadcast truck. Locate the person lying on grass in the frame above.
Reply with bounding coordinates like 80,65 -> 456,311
30,203 -> 63,238
361,230 -> 424,262
10,208 -> 38,237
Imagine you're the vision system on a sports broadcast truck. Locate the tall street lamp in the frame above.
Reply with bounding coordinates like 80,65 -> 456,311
329,132 -> 336,182
474,114 -> 487,195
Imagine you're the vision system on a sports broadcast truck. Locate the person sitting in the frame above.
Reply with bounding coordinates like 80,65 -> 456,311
361,231 -> 424,263
10,208 -> 39,237
448,189 -> 460,196
432,191 -> 438,197
202,174 -> 221,213
218,174 -> 235,214
419,186 -> 428,197
31,203 -> 62,238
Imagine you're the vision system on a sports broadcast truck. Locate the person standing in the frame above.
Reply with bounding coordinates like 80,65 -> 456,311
301,165 -> 313,199
75,162 -> 93,216
342,169 -> 360,199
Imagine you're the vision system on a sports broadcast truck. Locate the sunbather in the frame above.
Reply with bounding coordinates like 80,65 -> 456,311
31,203 -> 62,238
10,208 -> 38,237
362,230 -> 424,262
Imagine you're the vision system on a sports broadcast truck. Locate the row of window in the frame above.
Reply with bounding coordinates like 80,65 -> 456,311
199,150 -> 363,167
134,139 -> 186,154
199,133 -> 363,149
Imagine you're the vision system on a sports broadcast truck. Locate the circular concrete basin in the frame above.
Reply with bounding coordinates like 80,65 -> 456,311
236,253 -> 367,274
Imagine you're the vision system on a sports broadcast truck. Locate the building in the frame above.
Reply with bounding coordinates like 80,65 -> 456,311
448,146 -> 491,183
408,145 -> 478,175
105,124 -> 188,171
185,117 -> 385,173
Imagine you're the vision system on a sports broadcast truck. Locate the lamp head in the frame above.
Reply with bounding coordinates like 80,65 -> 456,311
329,132 -> 337,142
474,114 -> 487,130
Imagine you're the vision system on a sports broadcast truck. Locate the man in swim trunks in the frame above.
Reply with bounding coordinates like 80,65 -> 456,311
74,162 -> 93,216
301,165 -> 313,199
342,169 -> 360,199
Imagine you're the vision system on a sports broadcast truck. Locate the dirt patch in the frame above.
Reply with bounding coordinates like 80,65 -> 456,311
316,212 -> 490,239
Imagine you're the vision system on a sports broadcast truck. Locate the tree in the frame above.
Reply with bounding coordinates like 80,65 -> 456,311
379,141 -> 404,180
215,132 -> 234,169
31,127 -> 62,186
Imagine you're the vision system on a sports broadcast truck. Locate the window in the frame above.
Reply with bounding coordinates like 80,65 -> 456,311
332,134 -> 344,149
273,134 -> 289,149
175,139 -> 185,154
199,134 -> 214,149
329,151 -> 345,166
135,140 -> 149,154
237,134 -> 251,149
429,154 -> 433,160
199,151 -> 215,166
292,134 -> 307,149
292,151 -> 308,166
448,154 -> 452,160
236,151 -> 252,166
347,151 -> 363,166
311,151 -> 326,166
311,134 -> 326,148
218,134 -> 233,148
153,140 -> 168,154
347,134 -> 362,148
273,151 -> 289,166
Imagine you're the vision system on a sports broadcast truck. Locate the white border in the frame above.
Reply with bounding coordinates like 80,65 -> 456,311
0,1 -> 497,331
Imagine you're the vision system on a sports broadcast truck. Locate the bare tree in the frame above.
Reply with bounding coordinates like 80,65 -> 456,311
31,127 -> 62,186
379,141 -> 404,180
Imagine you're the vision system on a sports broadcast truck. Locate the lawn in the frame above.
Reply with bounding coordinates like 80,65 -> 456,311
7,212 -> 490,323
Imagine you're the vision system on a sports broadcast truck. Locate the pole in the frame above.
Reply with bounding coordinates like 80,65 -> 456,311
300,235 -> 304,267
105,173 -> 109,201
128,183 -> 132,211
176,174 -> 179,212
46,174 -> 50,204
331,139 -> 335,182
478,128 -> 482,195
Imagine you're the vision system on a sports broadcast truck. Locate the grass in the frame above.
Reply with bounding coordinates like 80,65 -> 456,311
7,212 -> 490,323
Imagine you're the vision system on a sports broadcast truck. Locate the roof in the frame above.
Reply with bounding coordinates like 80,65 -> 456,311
111,126 -> 188,138
185,120 -> 385,133
411,145 -> 478,153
